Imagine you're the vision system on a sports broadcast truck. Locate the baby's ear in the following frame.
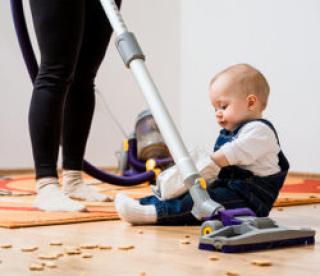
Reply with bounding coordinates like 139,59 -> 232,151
246,94 -> 258,110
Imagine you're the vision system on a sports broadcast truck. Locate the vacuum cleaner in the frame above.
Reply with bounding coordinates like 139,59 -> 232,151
10,0 -> 315,253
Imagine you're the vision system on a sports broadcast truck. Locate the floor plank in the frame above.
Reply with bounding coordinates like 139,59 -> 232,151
0,204 -> 319,275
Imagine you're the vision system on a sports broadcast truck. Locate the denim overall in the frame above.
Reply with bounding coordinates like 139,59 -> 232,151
140,119 -> 289,225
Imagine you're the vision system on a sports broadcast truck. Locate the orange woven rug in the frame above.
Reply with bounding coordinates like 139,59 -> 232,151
0,174 -> 151,228
0,173 -> 319,228
274,173 -> 320,206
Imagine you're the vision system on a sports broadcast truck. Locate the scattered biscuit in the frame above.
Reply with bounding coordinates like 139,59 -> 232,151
21,246 -> 38,252
179,239 -> 191,245
309,195 -> 318,199
118,245 -> 135,250
140,272 -> 146,276
137,230 -> 144,234
80,244 -> 98,249
184,235 -> 190,238
38,253 -> 59,260
49,241 -> 63,246
54,251 -> 64,258
65,247 -> 82,255
226,271 -> 239,276
82,253 -> 93,258
29,263 -> 44,271
251,259 -> 272,266
43,261 -> 57,268
0,244 -> 12,249
98,245 -> 112,250
208,255 -> 219,261
277,207 -> 283,211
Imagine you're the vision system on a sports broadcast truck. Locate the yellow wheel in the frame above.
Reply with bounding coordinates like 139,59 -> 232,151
201,220 -> 223,237
202,226 -> 213,236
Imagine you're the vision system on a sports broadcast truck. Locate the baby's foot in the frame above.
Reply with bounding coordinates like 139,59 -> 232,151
62,170 -> 112,202
115,193 -> 157,225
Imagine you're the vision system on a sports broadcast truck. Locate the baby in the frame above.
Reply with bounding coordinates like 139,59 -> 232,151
115,63 -> 289,225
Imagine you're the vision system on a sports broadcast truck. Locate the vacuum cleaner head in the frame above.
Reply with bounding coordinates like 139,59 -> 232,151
199,208 -> 315,253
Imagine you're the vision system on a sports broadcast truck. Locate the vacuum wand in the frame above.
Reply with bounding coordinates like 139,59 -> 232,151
99,0 -> 223,220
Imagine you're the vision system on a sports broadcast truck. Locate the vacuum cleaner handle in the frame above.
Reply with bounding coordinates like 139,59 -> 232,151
99,0 -> 224,220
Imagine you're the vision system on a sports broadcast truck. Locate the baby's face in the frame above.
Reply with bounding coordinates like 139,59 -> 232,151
209,75 -> 255,131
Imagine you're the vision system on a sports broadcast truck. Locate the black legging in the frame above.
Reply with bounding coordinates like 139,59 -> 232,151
29,0 -> 121,179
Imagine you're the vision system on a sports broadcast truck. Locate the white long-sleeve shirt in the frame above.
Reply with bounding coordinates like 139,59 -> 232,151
219,121 -> 281,177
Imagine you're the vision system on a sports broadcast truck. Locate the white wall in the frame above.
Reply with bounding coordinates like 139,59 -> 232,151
180,0 -> 320,173
0,0 -> 180,169
1,0 -> 320,174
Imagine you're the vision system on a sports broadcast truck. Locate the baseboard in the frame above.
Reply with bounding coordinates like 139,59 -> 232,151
0,166 -> 118,175
1,168 -> 320,179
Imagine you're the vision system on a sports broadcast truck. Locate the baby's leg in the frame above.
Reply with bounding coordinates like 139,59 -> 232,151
115,193 -> 157,225
115,183 -> 248,226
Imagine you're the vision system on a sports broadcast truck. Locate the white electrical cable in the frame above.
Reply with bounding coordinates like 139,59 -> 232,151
95,88 -> 128,138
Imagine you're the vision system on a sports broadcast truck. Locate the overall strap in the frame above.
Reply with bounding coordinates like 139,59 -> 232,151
214,119 -> 289,171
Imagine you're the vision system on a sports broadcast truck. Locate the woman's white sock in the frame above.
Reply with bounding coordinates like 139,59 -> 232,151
34,177 -> 86,212
62,170 -> 112,202
115,193 -> 157,225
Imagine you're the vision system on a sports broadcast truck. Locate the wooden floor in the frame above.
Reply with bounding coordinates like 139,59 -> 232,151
0,204 -> 319,275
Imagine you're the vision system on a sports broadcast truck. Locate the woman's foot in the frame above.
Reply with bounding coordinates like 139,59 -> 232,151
34,177 -> 86,212
115,193 -> 157,225
62,170 -> 112,202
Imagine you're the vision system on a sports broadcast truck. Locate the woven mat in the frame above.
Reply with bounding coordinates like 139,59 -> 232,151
274,174 -> 320,206
0,174 -> 150,228
0,173 -> 319,228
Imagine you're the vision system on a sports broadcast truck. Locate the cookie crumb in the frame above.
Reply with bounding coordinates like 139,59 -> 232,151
0,244 -> 12,249
226,271 -> 239,276
251,259 -> 272,266
98,245 -> 112,250
29,263 -> 44,271
180,239 -> 191,245
80,244 -> 98,249
65,247 -> 82,255
43,261 -> 57,268
118,245 -> 135,250
21,246 -> 38,252
38,254 -> 59,260
208,255 -> 219,261
49,241 -> 63,246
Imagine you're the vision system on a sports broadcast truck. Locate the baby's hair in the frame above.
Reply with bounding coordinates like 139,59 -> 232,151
210,64 -> 270,110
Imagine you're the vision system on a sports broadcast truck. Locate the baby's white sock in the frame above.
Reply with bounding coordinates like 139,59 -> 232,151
62,170 -> 112,202
115,193 -> 157,225
34,177 -> 86,212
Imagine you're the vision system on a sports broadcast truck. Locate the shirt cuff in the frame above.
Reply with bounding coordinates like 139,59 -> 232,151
219,143 -> 237,165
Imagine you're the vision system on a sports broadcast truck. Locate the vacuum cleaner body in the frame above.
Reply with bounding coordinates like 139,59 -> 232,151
118,110 -> 173,175
199,208 -> 315,253
135,109 -> 171,162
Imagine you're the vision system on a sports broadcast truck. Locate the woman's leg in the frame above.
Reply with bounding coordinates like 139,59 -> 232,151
29,0 -> 86,211
29,0 -> 85,179
61,0 -> 122,202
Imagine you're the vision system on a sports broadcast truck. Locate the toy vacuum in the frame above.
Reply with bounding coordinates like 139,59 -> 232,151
10,0 -> 315,253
